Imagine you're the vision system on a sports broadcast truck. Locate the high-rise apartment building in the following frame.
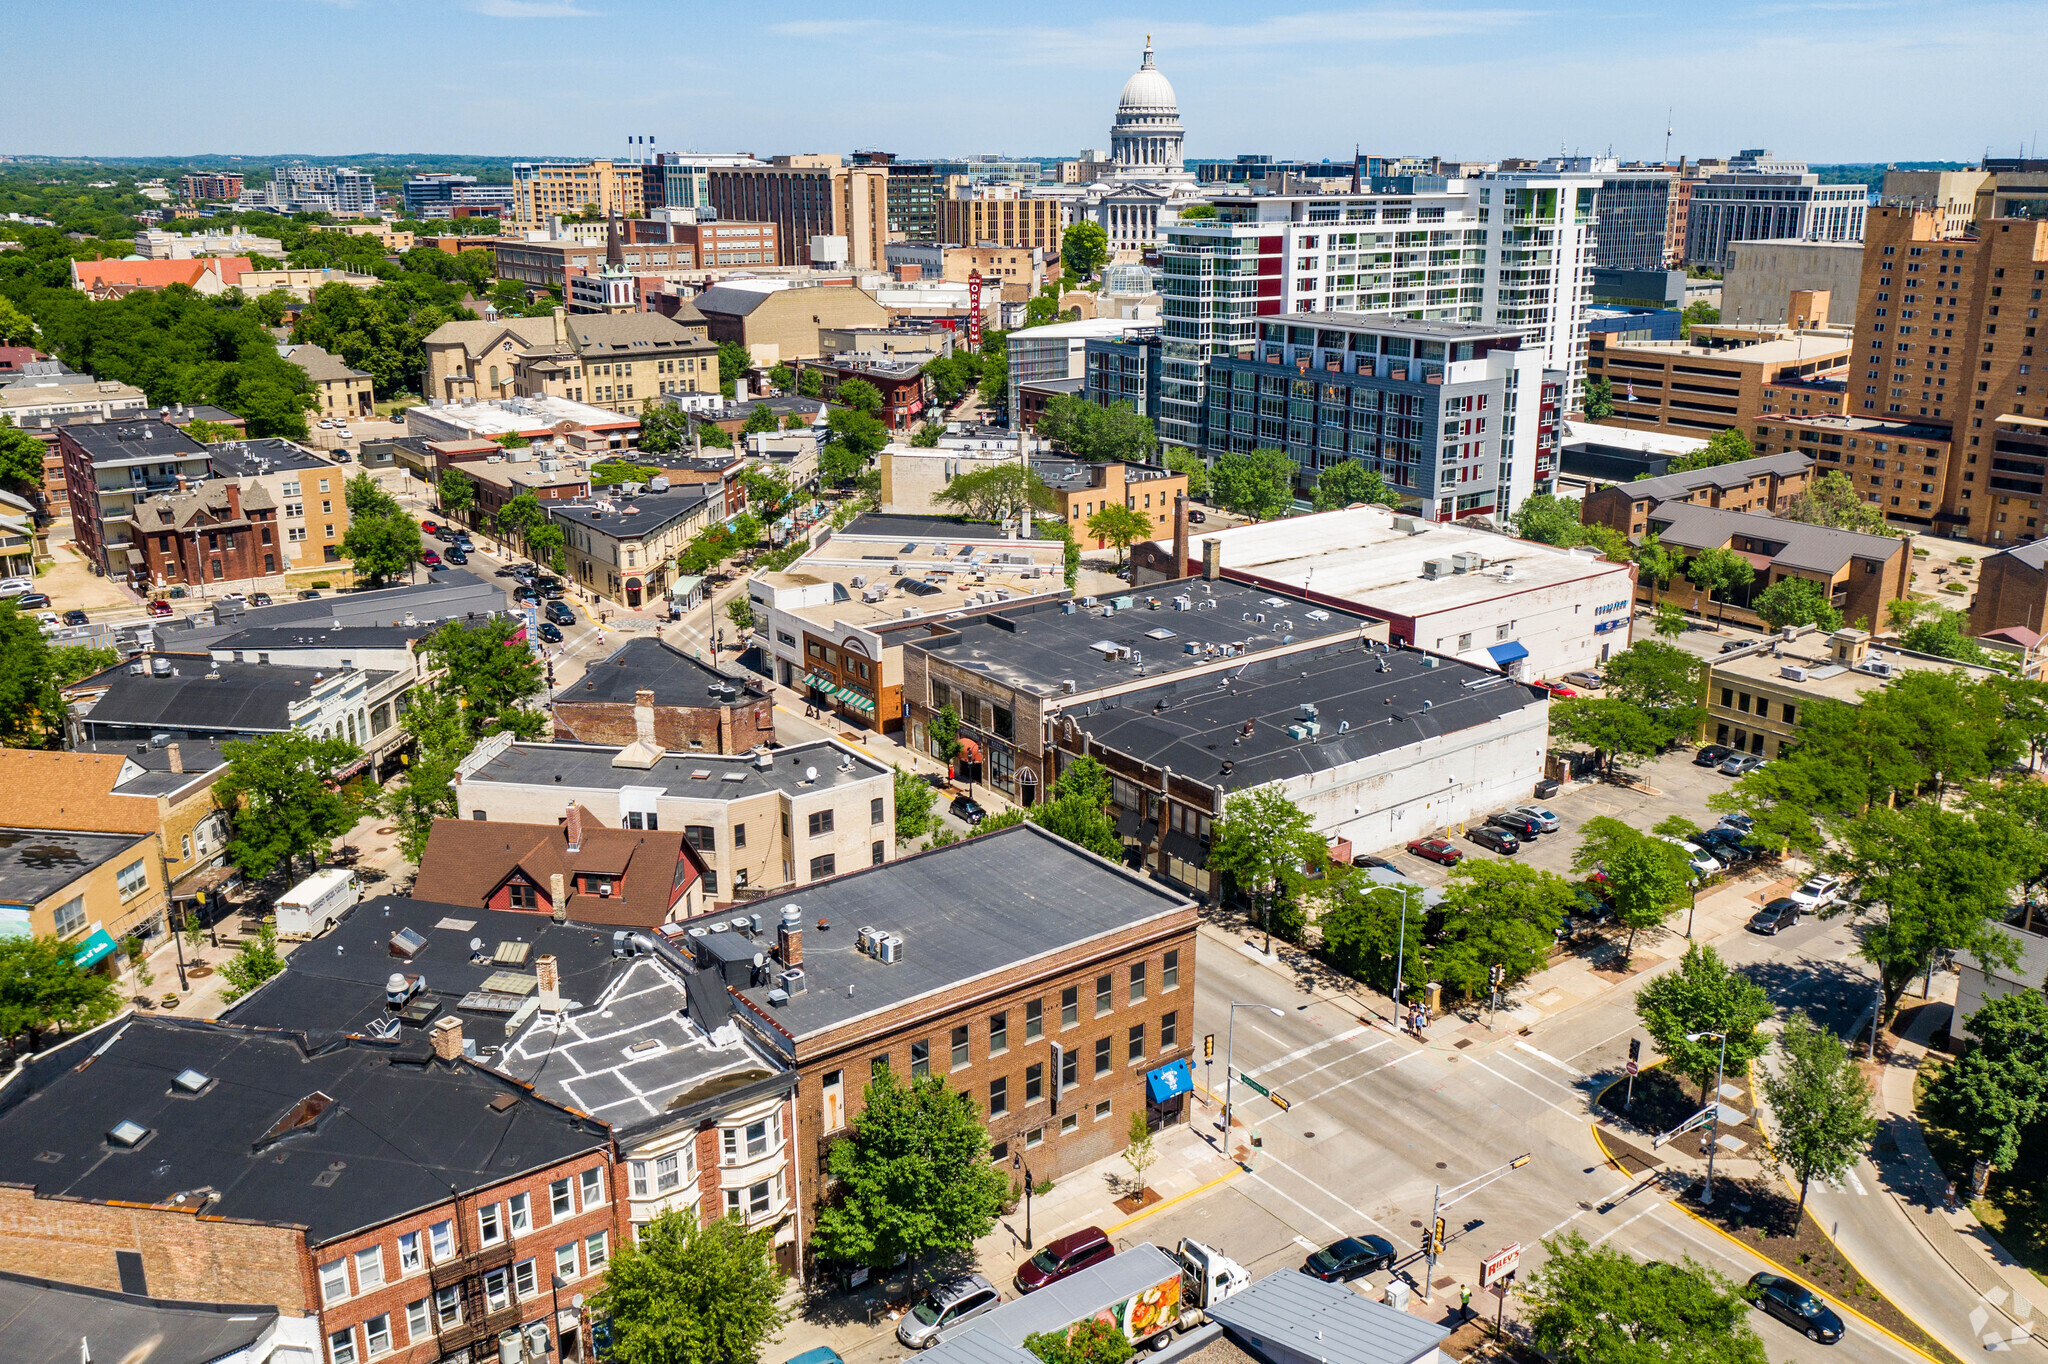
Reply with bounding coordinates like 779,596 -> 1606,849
1881,169 -> 1993,239
1684,150 -> 1867,269
703,162 -> 888,268
510,159 -> 646,230
402,173 -> 514,219
178,172 -> 243,203
852,151 -> 940,242
655,153 -> 765,212
1593,164 -> 1675,271
937,187 -> 1068,253
250,164 -> 375,216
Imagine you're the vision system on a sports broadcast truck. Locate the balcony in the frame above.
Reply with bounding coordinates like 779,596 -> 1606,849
429,1240 -> 515,1290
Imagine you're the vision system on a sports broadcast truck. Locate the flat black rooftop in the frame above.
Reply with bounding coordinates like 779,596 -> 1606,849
212,622 -> 434,653
556,635 -> 753,706
838,512 -> 1032,543
60,418 -> 210,465
224,896 -> 625,1044
462,739 -> 886,801
0,1017 -> 608,1247
207,437 -> 337,476
1065,643 -> 1546,791
546,486 -> 709,539
0,828 -> 150,906
0,1269 -> 276,1364
79,658 -> 353,734
736,823 -> 1192,1043
911,579 -> 1377,698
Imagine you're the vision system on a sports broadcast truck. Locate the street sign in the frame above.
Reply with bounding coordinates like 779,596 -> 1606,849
1480,1242 -> 1522,1288
1625,1060 -> 1639,1076
1269,1092 -> 1290,1112
1238,1075 -> 1271,1098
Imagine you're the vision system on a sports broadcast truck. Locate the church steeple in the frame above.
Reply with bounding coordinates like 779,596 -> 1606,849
605,208 -> 624,271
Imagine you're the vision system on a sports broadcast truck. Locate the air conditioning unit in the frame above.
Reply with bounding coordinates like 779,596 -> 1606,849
1450,552 -> 1481,573
1421,558 -> 1454,579
877,935 -> 903,965
1780,665 -> 1809,682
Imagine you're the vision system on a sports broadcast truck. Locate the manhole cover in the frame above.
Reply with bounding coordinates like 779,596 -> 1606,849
1303,1131 -> 1316,1140
1411,1219 -> 1424,1228
1454,1039 -> 1472,1049
1436,1162 -> 1448,1169
376,826 -> 397,835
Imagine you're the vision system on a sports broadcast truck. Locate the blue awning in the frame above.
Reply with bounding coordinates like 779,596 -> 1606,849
1146,1058 -> 1195,1104
72,928 -> 118,971
1487,641 -> 1529,665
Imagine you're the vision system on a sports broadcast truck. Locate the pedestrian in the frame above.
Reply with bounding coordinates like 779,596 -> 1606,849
1944,1180 -> 1959,1213
1461,1285 -> 1472,1322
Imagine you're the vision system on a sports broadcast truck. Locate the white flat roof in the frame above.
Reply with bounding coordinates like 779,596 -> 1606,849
1563,420 -> 1708,456
758,533 -> 1068,631
408,396 -> 633,436
1170,508 -> 1631,617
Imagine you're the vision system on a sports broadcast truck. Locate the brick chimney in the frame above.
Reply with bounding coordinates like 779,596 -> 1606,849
634,688 -> 657,748
166,743 -> 183,775
1203,536 -> 1220,581
777,903 -> 802,967
550,872 -> 566,921
1172,492 -> 1189,578
223,480 -> 242,521
536,954 -> 561,1012
430,1015 -> 465,1062
564,803 -> 583,852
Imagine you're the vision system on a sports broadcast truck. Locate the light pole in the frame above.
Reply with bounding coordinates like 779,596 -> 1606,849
1422,1153 -> 1533,1304
1686,1030 -> 1729,1206
1011,1154 -> 1034,1249
1391,886 -> 1414,1013
1223,1002 -> 1285,1137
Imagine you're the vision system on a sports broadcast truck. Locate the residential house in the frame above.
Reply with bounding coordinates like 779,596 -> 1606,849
410,803 -> 710,927
1629,504 -> 1912,631
1580,451 -> 1815,537
278,344 -> 375,422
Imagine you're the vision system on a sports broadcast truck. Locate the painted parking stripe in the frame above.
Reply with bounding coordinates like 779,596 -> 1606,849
1248,1025 -> 1370,1077
1516,1040 -> 1587,1078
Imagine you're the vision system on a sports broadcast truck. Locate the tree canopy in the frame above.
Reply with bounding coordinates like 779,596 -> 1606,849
1522,1232 -> 1767,1364
1208,447 -> 1296,521
1060,222 -> 1110,279
1026,756 -> 1122,860
1574,817 -> 1694,959
1750,575 -> 1842,632
1666,428 -> 1755,474
1925,990 -> 2048,1172
214,732 -> 364,883
1038,394 -> 1158,464
1312,460 -> 1397,511
1778,469 -> 1892,535
1209,786 -> 1328,942
589,1208 -> 789,1364
1761,1010 -> 1878,1215
338,473 -> 419,586
1085,504 -> 1151,565
0,936 -> 122,1048
1635,942 -> 1774,1100
1434,861 -> 1576,993
934,464 -> 1053,525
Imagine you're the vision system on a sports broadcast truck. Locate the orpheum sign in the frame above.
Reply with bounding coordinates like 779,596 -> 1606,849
968,270 -> 983,351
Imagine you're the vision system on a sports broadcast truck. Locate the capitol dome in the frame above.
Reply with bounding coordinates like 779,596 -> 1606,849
1118,48 -> 1178,113
1109,38 -> 1186,176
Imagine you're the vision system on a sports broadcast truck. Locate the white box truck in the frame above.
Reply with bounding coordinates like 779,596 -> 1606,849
276,868 -> 359,940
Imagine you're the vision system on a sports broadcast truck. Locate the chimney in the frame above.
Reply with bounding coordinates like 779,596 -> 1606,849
1202,537 -> 1220,582
550,873 -> 567,920
564,804 -> 583,852
430,1015 -> 465,1062
552,305 -> 568,350
166,743 -> 183,775
1172,492 -> 1190,578
777,903 -> 803,967
536,954 -> 561,1011
634,687 -> 657,748
223,480 -> 243,521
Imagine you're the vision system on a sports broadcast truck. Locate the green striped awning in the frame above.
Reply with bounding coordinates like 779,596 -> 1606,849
802,672 -> 834,693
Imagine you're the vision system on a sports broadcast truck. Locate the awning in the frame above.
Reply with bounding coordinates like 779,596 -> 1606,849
802,672 -> 835,693
841,691 -> 876,713
72,928 -> 118,971
1146,1058 -> 1195,1104
1486,640 -> 1529,666
956,737 -> 983,763
1162,830 -> 1209,870
1115,808 -> 1147,840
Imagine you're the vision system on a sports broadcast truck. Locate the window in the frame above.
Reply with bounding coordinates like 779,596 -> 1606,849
364,1314 -> 391,1356
1162,949 -> 1179,991
483,1268 -> 510,1312
554,1243 -> 579,1281
911,1039 -> 930,1079
319,1259 -> 349,1305
435,1284 -> 462,1326
809,854 -> 836,878
1096,974 -> 1114,1017
1061,985 -> 1079,1028
1128,1023 -> 1146,1063
872,1053 -> 890,1074
1161,1011 -> 1178,1051
116,858 -> 147,901
427,1220 -> 453,1262
328,1327 -> 358,1364
354,1246 -> 385,1291
585,1231 -> 609,1269
951,1025 -> 970,1070
655,1150 -> 686,1192
989,1075 -> 1008,1115
1061,1043 -> 1078,1090
1025,1062 -> 1044,1104
872,840 -> 884,865
550,1177 -> 573,1219
989,1011 -> 1009,1055
1026,1126 -> 1044,1149
1061,1112 -> 1079,1135
1025,1000 -> 1043,1041
405,1298 -> 430,1341
513,1259 -> 537,1298
397,1231 -> 421,1273
1129,961 -> 1146,1003
871,797 -> 885,825
478,1203 -> 502,1244
1096,1035 -> 1113,1076
823,1069 -> 846,1131
507,1192 -> 530,1234
684,825 -> 715,852
52,895 -> 85,938
724,1115 -> 777,1163
580,1168 -> 604,1207
734,824 -> 745,848
808,809 -> 835,836
1096,1098 -> 1113,1122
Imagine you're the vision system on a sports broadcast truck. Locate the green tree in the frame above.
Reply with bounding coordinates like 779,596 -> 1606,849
0,416 -> 46,494
1683,544 -> 1755,626
1208,447 -> 1295,521
1550,696 -> 1672,774
417,615 -> 546,741
0,605 -> 80,748
808,1068 -> 1011,1269
725,597 -> 756,635
1038,395 -> 1158,465
491,490 -> 546,554
380,744 -> 459,865
437,467 -> 476,524
1582,375 -> 1616,420
1761,1011 -> 1879,1217
767,363 -> 794,391
1653,602 -> 1689,638
1601,639 -> 1706,743
178,417 -> 236,445
1312,460 -> 1396,511
818,440 -> 868,487
639,398 -> 689,454
214,732 -> 363,883
716,341 -> 750,399
1778,469 -> 1893,535
1208,786 -> 1328,947
740,468 -> 793,516
1680,299 -> 1723,339
928,704 -> 962,762
827,405 -> 890,460
1750,576 -> 1841,632
1060,221 -> 1110,280
1666,427 -> 1755,474
1925,991 -> 2048,1172
0,936 -> 122,1048
48,644 -> 119,687
1162,448 -> 1209,500
1025,1320 -> 1134,1364
219,920 -> 287,1004
589,1208 -> 789,1364
344,470 -> 398,519
976,334 -> 1010,408
1509,493 -> 1586,546
340,506 -> 421,586
836,378 -> 883,416
1574,817 -> 1694,960
1027,755 -> 1122,860
1434,861 -> 1576,993
923,355 -> 971,405
894,766 -> 936,843
1634,534 -> 1684,591
934,464 -> 1053,525
1522,1232 -> 1767,1364
740,403 -> 779,435
0,295 -> 38,348
697,420 -> 734,450
1635,942 -> 1775,1102
910,421 -> 943,447
526,522 -> 566,576
1899,605 -> 1990,663
1315,871 -> 1431,997
798,368 -> 825,399
1085,503 -> 1151,566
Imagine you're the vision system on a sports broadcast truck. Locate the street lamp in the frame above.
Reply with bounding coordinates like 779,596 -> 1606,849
1686,1030 -> 1730,1206
1223,1002 -> 1285,1138
1011,1154 -> 1035,1249
1391,885 -> 1415,1012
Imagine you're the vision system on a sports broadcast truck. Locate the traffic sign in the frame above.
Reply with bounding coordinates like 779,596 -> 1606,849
1239,1075 -> 1271,1098
1625,1060 -> 1639,1076
1480,1242 -> 1522,1288
1269,1092 -> 1291,1112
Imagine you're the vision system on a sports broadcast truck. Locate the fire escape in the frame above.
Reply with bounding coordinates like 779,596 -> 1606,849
431,1188 -> 525,1362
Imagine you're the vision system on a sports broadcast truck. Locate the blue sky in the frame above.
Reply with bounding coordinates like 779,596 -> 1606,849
8,1 -> 2045,162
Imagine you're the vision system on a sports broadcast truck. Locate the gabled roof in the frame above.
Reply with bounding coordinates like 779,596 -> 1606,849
1643,504 -> 1905,575
1621,451 -> 1813,504
0,748 -> 221,834
420,315 -> 558,359
276,341 -> 369,384
690,286 -> 777,318
568,312 -> 710,354
410,812 -> 703,927
69,257 -> 251,292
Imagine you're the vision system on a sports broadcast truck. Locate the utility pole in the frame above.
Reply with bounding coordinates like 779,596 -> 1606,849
1421,1154 -> 1532,1303
1686,1030 -> 1730,1205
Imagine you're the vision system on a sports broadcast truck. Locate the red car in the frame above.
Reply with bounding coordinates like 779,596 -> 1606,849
421,549 -> 444,568
1014,1227 -> 1114,1294
1406,836 -> 1463,866
1536,680 -> 1579,698
420,520 -> 439,536
146,599 -> 173,617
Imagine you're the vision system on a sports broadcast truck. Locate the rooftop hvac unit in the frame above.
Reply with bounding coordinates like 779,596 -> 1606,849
648,476 -> 670,492
861,585 -> 887,603
876,935 -> 903,965
1184,641 -> 1201,655
1781,665 -> 1809,682
1421,558 -> 1455,580
890,563 -> 905,576
851,574 -> 867,588
1450,552 -> 1481,573
1392,515 -> 1422,534
1780,625 -> 1798,641
1856,660 -> 1895,678
779,967 -> 806,995
857,926 -> 878,954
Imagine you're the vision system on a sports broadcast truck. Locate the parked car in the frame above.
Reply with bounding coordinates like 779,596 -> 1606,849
1718,812 -> 1755,835
1696,828 -> 1757,865
1720,639 -> 1754,654
61,608 -> 88,625
15,592 -> 50,610
536,621 -> 563,644
146,598 -> 173,617
1720,753 -> 1766,776
1747,899 -> 1803,935
434,526 -> 459,542
897,1274 -> 1002,1350
1748,1272 -> 1844,1344
1406,836 -> 1462,866
419,520 -> 438,536
1536,680 -> 1579,698
511,585 -> 537,603
539,581 -> 565,599
1187,509 -> 1207,523
249,592 -> 273,607
1468,825 -> 1520,855
421,549 -> 444,568
452,535 -> 474,551
1694,744 -> 1734,767
544,600 -> 575,626
445,548 -> 468,565
219,592 -> 247,607
495,565 -> 522,578
1489,810 -> 1544,838
1655,835 -> 1719,881
1509,804 -> 1560,833
1561,670 -> 1606,691
1300,1235 -> 1395,1283
950,794 -> 988,826
0,577 -> 32,597
1351,854 -> 1398,871
318,419 -> 335,429
1788,874 -> 1844,910
298,589 -> 323,600
1015,1226 -> 1114,1294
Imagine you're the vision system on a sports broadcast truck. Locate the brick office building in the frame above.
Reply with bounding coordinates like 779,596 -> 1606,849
130,477 -> 286,586
1580,450 -> 1814,537
0,1016 -> 622,1364
550,636 -> 776,751
718,825 -> 1199,1267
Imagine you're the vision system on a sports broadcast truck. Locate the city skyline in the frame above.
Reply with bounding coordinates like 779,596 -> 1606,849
8,0 -> 2046,163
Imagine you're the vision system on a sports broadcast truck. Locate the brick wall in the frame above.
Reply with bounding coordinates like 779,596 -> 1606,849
1969,550 -> 2048,636
550,697 -> 776,752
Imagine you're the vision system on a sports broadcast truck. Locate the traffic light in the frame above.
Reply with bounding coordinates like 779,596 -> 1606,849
1204,1033 -> 1216,1060
1489,964 -> 1504,989
1431,1218 -> 1447,1255
1628,1037 -> 1642,1063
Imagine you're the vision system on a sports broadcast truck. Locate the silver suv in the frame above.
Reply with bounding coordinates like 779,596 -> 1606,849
897,1273 -> 1002,1349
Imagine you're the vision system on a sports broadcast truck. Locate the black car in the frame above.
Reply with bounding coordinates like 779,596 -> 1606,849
249,592 -> 273,607
1747,898 -> 1803,936
539,582 -> 565,599
434,526 -> 459,542
1694,744 -> 1734,767
536,621 -> 563,643
544,600 -> 575,626
1351,855 -> 1398,871
512,585 -> 537,603
61,608 -> 88,626
1697,828 -> 1756,864
445,548 -> 468,565
495,565 -> 522,578
1468,825 -> 1519,855
1489,810 -> 1542,838
1300,1235 -> 1395,1283
950,794 -> 987,826
1749,1272 -> 1844,1343
14,592 -> 50,610
298,589 -> 322,600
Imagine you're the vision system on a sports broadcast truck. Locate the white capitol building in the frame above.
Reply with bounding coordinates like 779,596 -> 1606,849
1053,38 -> 1205,255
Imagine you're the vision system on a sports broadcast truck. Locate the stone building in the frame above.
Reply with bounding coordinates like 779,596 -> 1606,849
550,636 -> 776,752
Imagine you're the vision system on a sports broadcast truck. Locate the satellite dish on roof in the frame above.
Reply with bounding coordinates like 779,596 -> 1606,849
470,937 -> 485,952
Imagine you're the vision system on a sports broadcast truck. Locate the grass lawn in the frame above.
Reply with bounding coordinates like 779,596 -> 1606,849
1915,1063 -> 2048,1286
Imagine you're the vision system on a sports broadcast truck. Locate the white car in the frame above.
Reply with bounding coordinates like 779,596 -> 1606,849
1788,874 -> 1844,910
0,577 -> 33,597
1656,834 -> 1720,882
318,419 -> 335,429
35,611 -> 60,632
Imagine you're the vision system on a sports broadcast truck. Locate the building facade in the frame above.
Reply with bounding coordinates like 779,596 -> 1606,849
509,159 -> 645,230
1683,151 -> 1868,269
1581,451 -> 1814,536
704,164 -> 889,268
1631,504 -> 1912,630
1722,240 -> 1866,326
59,419 -> 216,582
1584,301 -> 1852,439
938,189 -> 1069,255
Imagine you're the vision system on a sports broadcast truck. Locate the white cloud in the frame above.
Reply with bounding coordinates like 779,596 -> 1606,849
470,0 -> 598,17
768,18 -> 881,38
